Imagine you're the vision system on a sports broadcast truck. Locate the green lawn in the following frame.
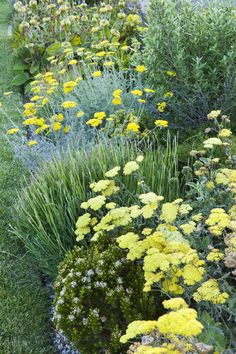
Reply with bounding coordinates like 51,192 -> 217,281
0,0 -> 53,352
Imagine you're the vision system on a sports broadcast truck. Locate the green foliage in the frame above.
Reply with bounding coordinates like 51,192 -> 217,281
13,138 -> 180,278
53,240 -> 160,354
0,2 -> 52,349
0,124 -> 52,354
11,0 -> 142,86
198,312 -> 228,351
144,0 -> 236,127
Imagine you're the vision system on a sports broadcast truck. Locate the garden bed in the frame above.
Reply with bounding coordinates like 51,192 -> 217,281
1,0 -> 236,353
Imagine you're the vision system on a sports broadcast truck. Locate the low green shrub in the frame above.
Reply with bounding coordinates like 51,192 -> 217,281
13,138 -> 180,278
143,0 -> 236,128
53,240 -> 159,354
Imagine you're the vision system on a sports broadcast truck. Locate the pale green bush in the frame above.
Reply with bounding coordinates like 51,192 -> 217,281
144,0 -> 236,127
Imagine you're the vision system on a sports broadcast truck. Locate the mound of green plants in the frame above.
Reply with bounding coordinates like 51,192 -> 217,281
143,0 -> 236,128
13,138 -> 180,278
53,239 -> 160,354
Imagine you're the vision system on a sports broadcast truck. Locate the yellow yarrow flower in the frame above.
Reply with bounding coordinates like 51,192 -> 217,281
53,122 -> 62,131
123,161 -> 139,175
30,95 -> 43,101
112,96 -> 122,105
157,101 -> 167,112
68,59 -> 77,65
193,279 -> 229,304
162,298 -> 188,310
81,195 -> 106,211
77,111 -> 85,118
203,137 -> 223,149
205,208 -> 230,236
207,249 -> 224,262
135,65 -> 146,73
144,88 -> 156,93
7,128 -> 19,135
94,111 -> 106,119
28,140 -> 37,146
105,166 -> 121,178
127,122 -> 140,133
91,70 -> 102,77
63,81 -> 77,94
218,129 -> 232,138
156,308 -> 203,336
155,120 -> 168,127
104,61 -> 114,67
164,91 -> 174,98
160,203 -> 178,222
59,68 -> 66,75
86,118 -> 103,127
96,51 -> 106,57
207,110 -> 221,120
63,126 -> 70,133
131,89 -> 143,96
120,320 -> 158,343
62,101 -> 78,109
166,70 -> 176,77
180,221 -> 196,235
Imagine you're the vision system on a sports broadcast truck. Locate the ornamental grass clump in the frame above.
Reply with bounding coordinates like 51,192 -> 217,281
58,111 -> 236,351
13,138 -> 180,278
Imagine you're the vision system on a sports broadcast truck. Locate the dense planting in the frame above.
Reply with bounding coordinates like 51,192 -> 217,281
0,0 -> 235,353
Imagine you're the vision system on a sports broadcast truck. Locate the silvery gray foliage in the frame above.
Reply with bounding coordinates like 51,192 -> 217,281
6,121 -> 99,171
5,67 -> 155,170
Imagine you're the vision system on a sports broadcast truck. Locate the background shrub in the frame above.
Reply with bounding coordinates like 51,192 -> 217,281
144,0 -> 236,128
13,137 -> 181,278
53,240 -> 160,354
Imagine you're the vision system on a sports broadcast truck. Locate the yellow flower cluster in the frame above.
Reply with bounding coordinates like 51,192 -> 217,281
207,110 -> 221,120
86,112 -> 106,127
120,298 -> 203,353
155,119 -> 168,127
203,137 -> 223,149
63,81 -> 77,94
215,168 -> 236,197
117,227 -> 205,293
205,208 -> 230,236
157,101 -> 167,113
135,346 -> 180,354
193,279 -> 229,304
207,248 -> 224,262
112,89 -> 122,105
74,157 -> 146,241
157,308 -> 203,336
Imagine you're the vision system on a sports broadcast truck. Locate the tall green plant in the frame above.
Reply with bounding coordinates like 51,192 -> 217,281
144,0 -> 236,128
13,138 -> 180,278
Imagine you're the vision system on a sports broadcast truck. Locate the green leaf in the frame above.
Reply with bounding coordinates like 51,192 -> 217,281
46,42 -> 63,56
12,72 -> 30,86
30,63 -> 40,74
13,62 -> 28,72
